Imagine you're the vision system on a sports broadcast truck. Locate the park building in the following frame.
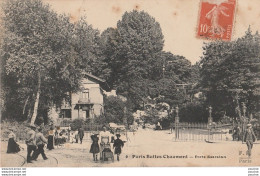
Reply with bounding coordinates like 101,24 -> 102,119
48,73 -> 110,125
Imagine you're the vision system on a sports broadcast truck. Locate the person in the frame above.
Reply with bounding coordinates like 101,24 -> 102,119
243,124 -> 257,157
7,128 -> 21,153
99,126 -> 113,141
232,125 -> 241,141
78,127 -> 84,144
90,133 -> 100,161
32,128 -> 48,161
74,130 -> 79,143
68,124 -> 71,141
156,121 -> 162,130
99,126 -> 113,160
113,134 -> 124,161
25,124 -> 37,163
47,127 -> 54,150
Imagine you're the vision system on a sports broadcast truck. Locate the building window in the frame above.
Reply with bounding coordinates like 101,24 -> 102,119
86,109 -> 90,118
61,109 -> 71,118
82,88 -> 89,99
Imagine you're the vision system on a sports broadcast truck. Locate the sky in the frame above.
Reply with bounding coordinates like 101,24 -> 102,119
45,0 -> 260,64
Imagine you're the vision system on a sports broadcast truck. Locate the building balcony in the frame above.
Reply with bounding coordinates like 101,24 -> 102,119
78,98 -> 92,104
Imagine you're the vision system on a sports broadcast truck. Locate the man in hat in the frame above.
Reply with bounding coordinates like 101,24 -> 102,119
32,127 -> 48,160
243,124 -> 257,157
26,124 -> 37,163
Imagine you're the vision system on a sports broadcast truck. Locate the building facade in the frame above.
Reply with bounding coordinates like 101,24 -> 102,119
48,73 -> 109,125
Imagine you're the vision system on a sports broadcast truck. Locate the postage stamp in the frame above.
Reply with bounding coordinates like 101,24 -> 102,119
197,0 -> 236,40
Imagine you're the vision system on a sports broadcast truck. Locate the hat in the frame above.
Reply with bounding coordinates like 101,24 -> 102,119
247,124 -> 252,127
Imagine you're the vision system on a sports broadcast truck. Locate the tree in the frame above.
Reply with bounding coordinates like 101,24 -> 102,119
103,96 -> 134,125
100,10 -> 165,110
199,27 -> 260,120
1,0 -> 98,124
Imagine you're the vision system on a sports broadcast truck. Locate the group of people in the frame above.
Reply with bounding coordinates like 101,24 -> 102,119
69,127 -> 85,144
90,126 -> 124,162
26,124 -> 49,163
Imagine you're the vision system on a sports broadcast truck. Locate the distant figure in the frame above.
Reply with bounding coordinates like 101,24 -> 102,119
7,128 -> 20,153
78,127 -> 84,144
74,130 -> 79,143
243,124 -> 257,157
25,124 -> 37,163
113,134 -> 124,161
156,122 -> 162,130
90,134 -> 100,161
232,126 -> 241,141
47,127 -> 54,150
54,128 -> 58,137
32,128 -> 48,160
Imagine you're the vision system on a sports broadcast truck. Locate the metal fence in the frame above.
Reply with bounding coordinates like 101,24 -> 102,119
175,122 -> 232,142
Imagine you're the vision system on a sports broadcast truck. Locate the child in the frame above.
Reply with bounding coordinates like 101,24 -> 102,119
90,134 -> 100,161
113,134 -> 124,161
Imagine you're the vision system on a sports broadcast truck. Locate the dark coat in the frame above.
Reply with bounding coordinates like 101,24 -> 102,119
90,135 -> 100,154
7,138 -> 20,153
244,129 -> 256,142
113,138 -> 124,154
78,129 -> 84,139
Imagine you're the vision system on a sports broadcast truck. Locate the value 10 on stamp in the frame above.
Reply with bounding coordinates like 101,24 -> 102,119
197,0 -> 236,41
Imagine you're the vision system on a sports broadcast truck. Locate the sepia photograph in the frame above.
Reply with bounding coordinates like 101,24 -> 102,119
0,0 -> 259,168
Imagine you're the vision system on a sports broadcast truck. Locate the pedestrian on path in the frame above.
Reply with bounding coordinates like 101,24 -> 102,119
47,127 -> 54,150
90,133 -> 100,161
243,124 -> 257,157
7,128 -> 21,153
32,128 -> 48,161
113,134 -> 124,161
25,124 -> 37,163
78,127 -> 84,144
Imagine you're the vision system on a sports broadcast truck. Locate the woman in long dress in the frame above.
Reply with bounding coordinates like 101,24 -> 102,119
7,129 -> 20,153
47,127 -> 54,150
90,134 -> 100,161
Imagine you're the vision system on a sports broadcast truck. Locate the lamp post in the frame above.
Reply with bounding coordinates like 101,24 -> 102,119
207,106 -> 213,141
208,106 -> 213,125
123,106 -> 128,141
175,106 -> 179,140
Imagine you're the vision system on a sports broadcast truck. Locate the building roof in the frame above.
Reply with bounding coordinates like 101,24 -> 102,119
83,72 -> 110,91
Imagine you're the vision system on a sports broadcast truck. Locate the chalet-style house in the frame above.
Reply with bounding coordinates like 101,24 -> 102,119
48,73 -> 109,125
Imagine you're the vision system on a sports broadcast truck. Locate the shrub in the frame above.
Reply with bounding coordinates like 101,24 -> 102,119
70,119 -> 85,131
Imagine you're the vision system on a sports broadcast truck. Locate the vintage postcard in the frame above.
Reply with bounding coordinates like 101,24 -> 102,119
0,0 -> 260,168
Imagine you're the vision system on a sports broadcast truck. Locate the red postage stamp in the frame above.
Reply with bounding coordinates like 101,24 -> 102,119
197,0 -> 236,41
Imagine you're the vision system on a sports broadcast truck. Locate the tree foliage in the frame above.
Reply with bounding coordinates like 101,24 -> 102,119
199,28 -> 260,120
101,10 -> 196,110
1,0 -> 101,123
103,96 -> 134,125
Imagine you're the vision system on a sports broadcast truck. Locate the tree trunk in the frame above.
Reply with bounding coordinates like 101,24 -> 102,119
23,96 -> 30,115
30,72 -> 41,126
